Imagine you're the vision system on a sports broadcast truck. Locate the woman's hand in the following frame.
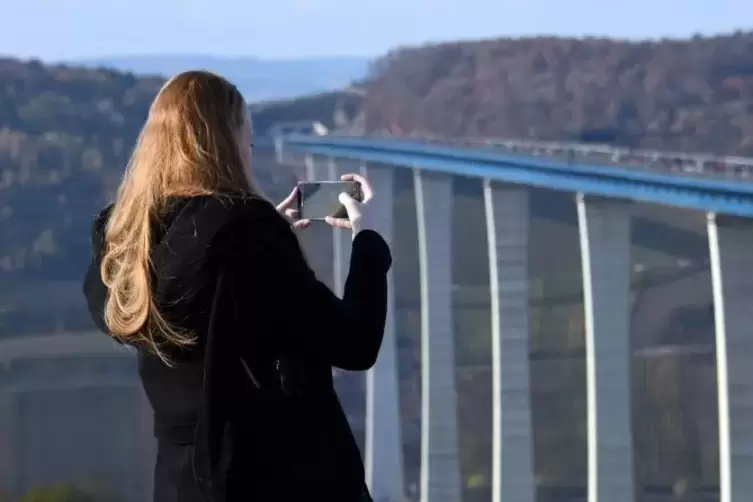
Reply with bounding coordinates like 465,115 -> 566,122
325,173 -> 376,236
276,187 -> 311,230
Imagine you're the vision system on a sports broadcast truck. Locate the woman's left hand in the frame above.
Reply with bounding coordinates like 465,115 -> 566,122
276,187 -> 311,230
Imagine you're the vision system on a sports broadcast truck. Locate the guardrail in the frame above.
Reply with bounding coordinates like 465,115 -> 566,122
330,131 -> 753,182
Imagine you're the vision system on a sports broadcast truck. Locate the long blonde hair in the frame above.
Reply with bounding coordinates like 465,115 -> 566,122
100,70 -> 256,363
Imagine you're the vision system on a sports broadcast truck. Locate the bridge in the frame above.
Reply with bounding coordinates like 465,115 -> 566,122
277,133 -> 753,502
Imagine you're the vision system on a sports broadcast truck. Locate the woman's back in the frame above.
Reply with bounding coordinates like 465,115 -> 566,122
85,194 -> 390,501
82,70 -> 390,502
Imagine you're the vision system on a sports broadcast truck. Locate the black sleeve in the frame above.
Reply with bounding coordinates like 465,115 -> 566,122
82,206 -> 114,336
226,225 -> 392,371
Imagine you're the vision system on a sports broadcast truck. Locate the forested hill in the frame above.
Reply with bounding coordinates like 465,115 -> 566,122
0,59 -> 159,335
0,59 -> 301,337
361,31 -> 753,156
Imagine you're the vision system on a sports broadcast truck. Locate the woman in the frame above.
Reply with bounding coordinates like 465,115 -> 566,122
82,71 -> 391,502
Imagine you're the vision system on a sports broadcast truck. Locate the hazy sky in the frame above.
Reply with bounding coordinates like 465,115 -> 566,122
2,0 -> 751,61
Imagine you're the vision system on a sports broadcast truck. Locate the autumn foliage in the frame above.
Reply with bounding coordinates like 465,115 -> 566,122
362,32 -> 753,156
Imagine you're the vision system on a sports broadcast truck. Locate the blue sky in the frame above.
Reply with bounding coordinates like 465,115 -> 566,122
1,0 -> 751,61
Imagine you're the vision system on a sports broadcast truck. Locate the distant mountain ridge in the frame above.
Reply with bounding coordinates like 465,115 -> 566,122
74,54 -> 371,102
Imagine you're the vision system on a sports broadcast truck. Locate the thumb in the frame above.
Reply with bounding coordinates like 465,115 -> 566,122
338,192 -> 361,219
276,187 -> 298,212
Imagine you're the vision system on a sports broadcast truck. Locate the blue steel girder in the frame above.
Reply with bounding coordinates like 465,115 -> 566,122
284,135 -> 753,218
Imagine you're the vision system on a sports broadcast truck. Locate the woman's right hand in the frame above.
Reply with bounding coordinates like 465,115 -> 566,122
325,173 -> 376,236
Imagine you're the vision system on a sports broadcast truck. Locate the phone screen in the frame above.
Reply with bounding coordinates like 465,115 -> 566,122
297,181 -> 362,220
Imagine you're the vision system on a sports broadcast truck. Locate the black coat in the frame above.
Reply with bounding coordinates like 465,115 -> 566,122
82,195 -> 392,502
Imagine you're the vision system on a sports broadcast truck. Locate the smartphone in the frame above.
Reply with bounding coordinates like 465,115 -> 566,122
296,181 -> 363,220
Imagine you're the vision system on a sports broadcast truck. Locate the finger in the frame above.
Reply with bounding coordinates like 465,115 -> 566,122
292,219 -> 311,230
338,192 -> 361,216
276,187 -> 299,212
325,216 -> 352,229
341,173 -> 373,202
285,208 -> 299,219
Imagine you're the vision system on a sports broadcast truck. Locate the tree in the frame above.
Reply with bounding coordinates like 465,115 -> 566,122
362,32 -> 753,156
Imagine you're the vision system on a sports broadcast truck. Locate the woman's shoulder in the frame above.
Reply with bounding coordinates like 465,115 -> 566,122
91,194 -> 281,237
191,195 -> 294,254
195,194 -> 290,237
206,194 -> 280,221
89,194 -> 288,261
180,194 -> 279,227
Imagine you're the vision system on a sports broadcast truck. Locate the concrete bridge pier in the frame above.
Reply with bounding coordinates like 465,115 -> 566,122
304,154 -> 318,183
707,213 -> 753,502
360,162 -> 405,502
303,153 -> 335,290
483,181 -> 535,502
414,170 -> 462,502
576,194 -> 636,502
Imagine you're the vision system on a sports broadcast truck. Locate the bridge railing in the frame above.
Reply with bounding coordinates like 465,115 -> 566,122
329,130 -> 753,181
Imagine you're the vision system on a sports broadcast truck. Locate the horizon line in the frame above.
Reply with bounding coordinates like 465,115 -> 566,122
5,27 -> 753,65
